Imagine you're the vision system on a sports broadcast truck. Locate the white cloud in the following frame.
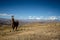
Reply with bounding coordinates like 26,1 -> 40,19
28,16 -> 60,20
29,16 -> 36,19
0,13 -> 13,16
36,17 -> 40,19
48,16 -> 57,20
29,16 -> 43,19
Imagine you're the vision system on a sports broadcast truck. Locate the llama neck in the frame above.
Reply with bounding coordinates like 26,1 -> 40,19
12,17 -> 14,23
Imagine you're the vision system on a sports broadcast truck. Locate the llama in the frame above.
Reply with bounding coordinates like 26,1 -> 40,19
11,16 -> 19,31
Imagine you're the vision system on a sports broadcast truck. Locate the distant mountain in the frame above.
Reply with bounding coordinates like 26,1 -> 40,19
21,19 -> 60,22
0,18 -> 11,25
0,18 -> 60,25
0,18 -> 30,26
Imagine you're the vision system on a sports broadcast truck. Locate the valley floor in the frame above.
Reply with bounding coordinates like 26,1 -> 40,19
0,22 -> 60,40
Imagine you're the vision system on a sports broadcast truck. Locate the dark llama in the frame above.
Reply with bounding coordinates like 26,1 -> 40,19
11,16 -> 19,31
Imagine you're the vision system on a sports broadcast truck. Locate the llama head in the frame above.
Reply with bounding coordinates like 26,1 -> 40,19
11,15 -> 14,18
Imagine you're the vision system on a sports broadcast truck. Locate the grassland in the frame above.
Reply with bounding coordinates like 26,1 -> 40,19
0,22 -> 60,40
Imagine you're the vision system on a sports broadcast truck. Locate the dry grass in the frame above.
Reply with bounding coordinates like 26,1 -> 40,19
0,22 -> 60,40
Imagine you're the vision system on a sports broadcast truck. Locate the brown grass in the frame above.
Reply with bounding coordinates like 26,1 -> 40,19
0,22 -> 60,40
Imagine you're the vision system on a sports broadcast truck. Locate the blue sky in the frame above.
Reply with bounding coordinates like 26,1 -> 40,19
0,0 -> 60,20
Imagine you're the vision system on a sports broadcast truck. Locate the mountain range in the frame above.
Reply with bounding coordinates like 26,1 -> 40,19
0,18 -> 60,25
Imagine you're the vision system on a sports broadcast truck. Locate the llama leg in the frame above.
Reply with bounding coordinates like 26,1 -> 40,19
16,26 -> 18,31
12,25 -> 14,31
12,25 -> 15,31
13,26 -> 15,31
12,27 -> 14,31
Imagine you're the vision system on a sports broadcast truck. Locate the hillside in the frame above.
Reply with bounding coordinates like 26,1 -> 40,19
0,22 -> 60,40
